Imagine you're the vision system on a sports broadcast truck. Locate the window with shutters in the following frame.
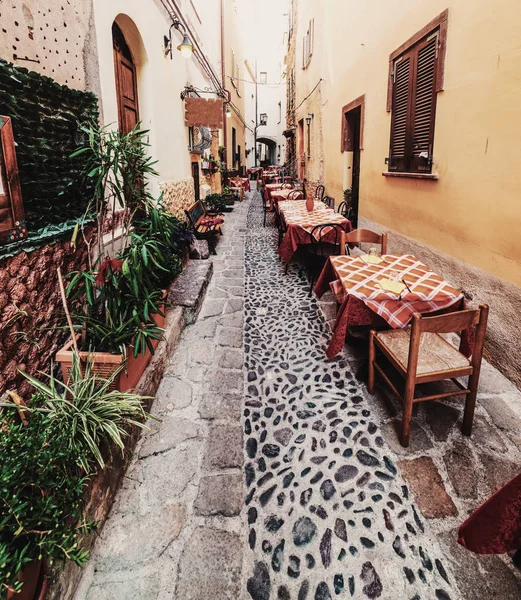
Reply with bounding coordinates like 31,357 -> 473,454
302,19 -> 314,69
0,116 -> 26,245
386,10 -> 448,176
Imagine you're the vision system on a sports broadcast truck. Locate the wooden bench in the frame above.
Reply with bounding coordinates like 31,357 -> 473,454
185,201 -> 222,255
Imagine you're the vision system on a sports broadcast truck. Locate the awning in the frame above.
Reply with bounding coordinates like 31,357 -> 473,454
283,128 -> 296,138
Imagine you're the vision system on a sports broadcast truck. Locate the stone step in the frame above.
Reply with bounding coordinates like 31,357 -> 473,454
168,259 -> 214,325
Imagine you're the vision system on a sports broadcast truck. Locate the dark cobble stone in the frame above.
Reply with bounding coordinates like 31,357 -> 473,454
248,507 -> 258,524
259,485 -> 277,507
278,586 -> 291,600
293,516 -> 318,547
282,472 -> 294,487
297,410 -> 316,419
334,574 -> 344,595
300,488 -> 312,506
435,559 -> 450,584
360,562 -> 383,599
349,546 -> 358,556
265,515 -> 284,532
403,566 -> 415,584
320,479 -> 337,501
334,518 -> 348,542
389,492 -> 402,505
298,580 -> 310,600
315,582 -> 333,600
262,444 -> 280,458
343,448 -> 353,458
306,553 -> 315,569
288,555 -> 300,579
356,472 -> 371,487
246,437 -> 258,458
418,570 -> 427,584
258,457 -> 267,472
247,562 -> 271,600
246,463 -> 255,487
375,471 -> 394,481
343,426 -> 352,438
319,528 -> 332,568
383,509 -> 394,532
315,506 -> 328,520
264,407 -> 274,418
357,450 -> 380,467
334,465 -> 359,483
392,536 -> 406,558
312,420 -> 326,432
362,518 -> 372,528
260,430 -> 268,443
272,540 -> 284,572
348,576 -> 355,596
249,528 -> 256,549
372,494 -> 383,502
277,492 -> 286,506
419,546 -> 433,571
258,472 -> 274,488
360,537 -> 375,549
245,420 -> 252,434
295,434 -> 306,443
310,471 -> 323,484
435,590 -> 451,600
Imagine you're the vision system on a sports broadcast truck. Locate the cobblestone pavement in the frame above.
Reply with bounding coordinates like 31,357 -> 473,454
243,194 -> 455,600
74,191 -> 521,600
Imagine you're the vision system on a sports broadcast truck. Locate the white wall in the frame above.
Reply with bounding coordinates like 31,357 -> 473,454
92,0 -> 220,195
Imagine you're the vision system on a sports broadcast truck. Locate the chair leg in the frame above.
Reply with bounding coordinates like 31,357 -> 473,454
462,374 -> 479,436
308,266 -> 314,297
263,208 -> 267,227
368,331 -> 376,393
285,262 -> 289,274
400,383 -> 415,448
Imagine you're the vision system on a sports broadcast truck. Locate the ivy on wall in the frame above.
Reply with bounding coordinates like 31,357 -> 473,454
0,59 -> 99,257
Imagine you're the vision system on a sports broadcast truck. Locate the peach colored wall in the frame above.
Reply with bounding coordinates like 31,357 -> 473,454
295,0 -> 521,287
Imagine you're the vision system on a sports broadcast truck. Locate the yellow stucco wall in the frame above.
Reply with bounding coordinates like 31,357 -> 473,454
294,0 -> 521,287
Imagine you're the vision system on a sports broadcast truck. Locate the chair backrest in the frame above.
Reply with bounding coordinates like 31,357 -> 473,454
288,190 -> 304,200
323,195 -> 334,208
308,224 -> 345,256
345,228 -> 387,254
409,304 -> 489,372
337,200 -> 352,221
185,201 -> 206,228
314,184 -> 325,201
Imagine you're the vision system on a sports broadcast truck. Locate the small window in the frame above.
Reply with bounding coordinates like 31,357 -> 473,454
260,72 -> 267,85
278,101 -> 282,124
302,19 -> 314,69
387,10 -> 448,175
260,113 -> 268,126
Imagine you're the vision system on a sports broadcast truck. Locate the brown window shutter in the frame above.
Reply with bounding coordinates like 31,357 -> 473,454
410,34 -> 438,173
0,117 -> 26,245
389,53 -> 413,172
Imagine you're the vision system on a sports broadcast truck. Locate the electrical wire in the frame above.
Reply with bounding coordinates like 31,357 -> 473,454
293,78 -> 323,113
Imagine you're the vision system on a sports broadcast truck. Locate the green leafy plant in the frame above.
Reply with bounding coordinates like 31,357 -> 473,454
18,357 -> 153,473
204,193 -> 227,213
0,406 -> 94,598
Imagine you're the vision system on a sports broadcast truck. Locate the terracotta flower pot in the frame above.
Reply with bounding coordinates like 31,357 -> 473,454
6,560 -> 43,600
56,291 -> 167,392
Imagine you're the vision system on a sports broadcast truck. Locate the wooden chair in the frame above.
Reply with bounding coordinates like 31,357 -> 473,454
185,200 -> 222,255
288,190 -> 304,201
314,184 -> 325,202
368,304 -> 489,447
305,223 -> 347,295
344,229 -> 387,255
323,195 -> 334,208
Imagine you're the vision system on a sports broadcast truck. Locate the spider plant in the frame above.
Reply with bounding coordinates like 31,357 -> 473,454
17,356 -> 154,473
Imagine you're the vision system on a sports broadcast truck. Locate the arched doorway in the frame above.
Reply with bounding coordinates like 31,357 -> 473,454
257,136 -> 277,167
112,22 -> 139,134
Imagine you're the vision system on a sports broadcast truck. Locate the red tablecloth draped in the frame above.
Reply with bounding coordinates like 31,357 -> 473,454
229,177 -> 250,192
458,473 -> 521,554
314,257 -> 474,359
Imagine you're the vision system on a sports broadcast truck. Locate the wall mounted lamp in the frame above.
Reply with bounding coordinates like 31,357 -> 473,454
226,105 -> 232,118
164,16 -> 194,59
306,113 -> 314,158
305,113 -> 314,126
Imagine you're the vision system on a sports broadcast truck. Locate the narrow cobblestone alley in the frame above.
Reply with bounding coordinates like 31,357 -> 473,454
73,192 -> 521,600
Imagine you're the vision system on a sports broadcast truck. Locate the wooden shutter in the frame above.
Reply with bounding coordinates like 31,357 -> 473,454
0,117 -> 26,245
410,33 -> 438,173
389,32 -> 439,173
389,53 -> 412,172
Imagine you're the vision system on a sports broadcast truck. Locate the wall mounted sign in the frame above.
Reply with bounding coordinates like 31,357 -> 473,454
0,116 -> 26,244
185,98 -> 224,129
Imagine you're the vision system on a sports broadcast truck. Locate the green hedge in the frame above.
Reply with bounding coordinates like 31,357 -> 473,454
0,59 -> 99,245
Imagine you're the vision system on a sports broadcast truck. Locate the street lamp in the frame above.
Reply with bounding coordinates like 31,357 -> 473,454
164,16 -> 193,59
306,113 -> 314,158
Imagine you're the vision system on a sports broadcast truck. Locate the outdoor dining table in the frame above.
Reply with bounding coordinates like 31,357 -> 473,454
264,182 -> 283,204
229,177 -> 250,192
278,200 -> 352,264
314,253 -> 473,359
269,186 -> 296,210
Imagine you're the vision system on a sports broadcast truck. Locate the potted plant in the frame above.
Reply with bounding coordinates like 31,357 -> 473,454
204,193 -> 227,214
56,123 -> 192,391
0,359 -> 152,598
222,186 -> 237,207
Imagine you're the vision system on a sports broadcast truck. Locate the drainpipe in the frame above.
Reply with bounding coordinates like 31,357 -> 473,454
220,0 -> 227,165
254,59 -> 258,167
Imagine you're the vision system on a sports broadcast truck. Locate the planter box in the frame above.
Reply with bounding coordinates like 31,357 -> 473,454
56,293 -> 167,392
224,194 -> 236,206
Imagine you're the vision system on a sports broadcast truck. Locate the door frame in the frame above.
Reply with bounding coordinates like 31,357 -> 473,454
112,23 -> 140,134
341,95 -> 365,228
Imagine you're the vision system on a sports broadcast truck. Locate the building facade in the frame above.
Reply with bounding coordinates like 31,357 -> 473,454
287,0 -> 521,386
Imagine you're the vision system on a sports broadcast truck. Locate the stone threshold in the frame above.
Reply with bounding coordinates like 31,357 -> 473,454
46,259 -> 214,600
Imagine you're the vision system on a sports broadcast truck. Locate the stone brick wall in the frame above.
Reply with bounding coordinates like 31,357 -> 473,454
160,178 -> 196,221
0,233 -> 93,398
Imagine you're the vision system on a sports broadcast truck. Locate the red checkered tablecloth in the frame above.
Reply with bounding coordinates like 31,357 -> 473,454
278,202 -> 351,263
314,254 -> 470,358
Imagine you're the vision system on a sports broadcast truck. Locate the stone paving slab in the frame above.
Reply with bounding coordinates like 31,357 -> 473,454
74,195 -> 252,600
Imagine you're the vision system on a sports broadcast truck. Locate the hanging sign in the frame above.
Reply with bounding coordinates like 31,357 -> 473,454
185,98 -> 224,128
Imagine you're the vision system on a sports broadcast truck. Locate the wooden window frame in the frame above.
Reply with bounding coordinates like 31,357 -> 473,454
341,95 -> 365,152
386,9 -> 448,112
0,116 -> 26,245
385,9 -> 448,176
302,18 -> 314,69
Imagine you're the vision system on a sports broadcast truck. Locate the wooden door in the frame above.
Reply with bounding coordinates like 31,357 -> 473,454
192,162 -> 200,201
112,23 -> 139,134
298,119 -> 304,179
